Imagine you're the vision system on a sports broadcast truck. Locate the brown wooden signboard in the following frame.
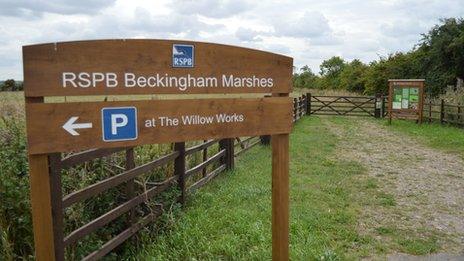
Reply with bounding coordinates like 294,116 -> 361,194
26,98 -> 292,154
24,40 -> 292,261
23,40 -> 292,97
388,79 -> 425,123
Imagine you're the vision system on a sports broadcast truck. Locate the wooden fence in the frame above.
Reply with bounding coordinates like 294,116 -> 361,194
293,94 -> 309,121
423,99 -> 464,127
300,92 -> 464,128
46,97 -> 304,260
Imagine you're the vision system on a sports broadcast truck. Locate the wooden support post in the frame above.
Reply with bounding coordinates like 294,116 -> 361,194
382,96 -> 386,118
260,135 -> 271,145
457,104 -> 461,124
388,82 -> 393,125
374,93 -> 381,118
271,91 -> 290,261
48,154 -> 64,261
418,83 -> 425,124
300,96 -> 304,117
429,101 -> 432,123
228,138 -> 234,169
219,138 -> 234,170
29,154 -> 57,261
306,93 -> 311,115
271,134 -> 289,261
174,142 -> 186,204
293,98 -> 297,121
202,140 -> 208,177
440,99 -> 445,124
125,148 -> 136,224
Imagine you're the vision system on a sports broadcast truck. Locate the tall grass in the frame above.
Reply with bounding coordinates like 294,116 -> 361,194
0,92 -> 223,259
0,92 -> 31,259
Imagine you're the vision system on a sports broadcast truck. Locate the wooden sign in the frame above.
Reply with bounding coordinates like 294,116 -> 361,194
24,39 -> 292,261
23,40 -> 293,97
388,79 -> 425,123
26,97 -> 292,154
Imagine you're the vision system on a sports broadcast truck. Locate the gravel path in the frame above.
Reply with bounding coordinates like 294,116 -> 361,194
323,117 -> 464,258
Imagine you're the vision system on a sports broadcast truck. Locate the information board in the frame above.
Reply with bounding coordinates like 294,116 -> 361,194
388,79 -> 425,123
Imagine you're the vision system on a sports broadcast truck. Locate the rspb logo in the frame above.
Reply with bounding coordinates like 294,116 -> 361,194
172,44 -> 194,68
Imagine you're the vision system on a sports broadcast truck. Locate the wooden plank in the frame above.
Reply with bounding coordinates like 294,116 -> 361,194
26,97 -> 293,154
185,139 -> 217,156
82,210 -> 162,261
188,164 -> 227,193
28,154 -> 56,261
64,175 -> 177,247
185,149 -> 225,178
23,40 -> 292,97
62,151 -> 179,208
234,139 -> 260,157
60,147 -> 125,169
271,133 -> 289,261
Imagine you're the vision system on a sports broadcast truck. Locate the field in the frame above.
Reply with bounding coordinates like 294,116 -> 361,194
1,91 -> 464,259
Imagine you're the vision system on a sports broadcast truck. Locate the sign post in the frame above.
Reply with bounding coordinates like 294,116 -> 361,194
388,79 -> 425,124
23,40 -> 293,260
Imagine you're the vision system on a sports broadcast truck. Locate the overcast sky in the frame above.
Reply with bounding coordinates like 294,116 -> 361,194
0,0 -> 463,80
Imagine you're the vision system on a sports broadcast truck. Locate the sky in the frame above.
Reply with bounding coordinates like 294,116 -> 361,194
0,0 -> 463,80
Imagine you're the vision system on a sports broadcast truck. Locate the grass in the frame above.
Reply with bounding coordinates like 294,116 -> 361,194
134,115 -> 459,259
135,116 -> 435,260
384,119 -> 464,158
135,116 -> 371,260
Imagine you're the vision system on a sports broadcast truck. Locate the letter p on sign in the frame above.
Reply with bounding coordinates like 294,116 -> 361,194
102,107 -> 138,142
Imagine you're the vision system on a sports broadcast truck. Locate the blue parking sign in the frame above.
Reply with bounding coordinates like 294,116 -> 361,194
102,107 -> 138,142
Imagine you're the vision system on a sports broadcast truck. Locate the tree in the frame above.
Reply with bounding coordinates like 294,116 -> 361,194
2,79 -> 16,91
319,56 -> 346,89
339,59 -> 368,93
416,18 -> 464,95
293,66 -> 320,89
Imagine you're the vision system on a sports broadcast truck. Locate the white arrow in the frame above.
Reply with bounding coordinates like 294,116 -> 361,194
62,116 -> 93,136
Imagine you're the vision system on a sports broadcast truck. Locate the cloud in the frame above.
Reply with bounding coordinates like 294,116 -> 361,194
272,11 -> 331,39
172,0 -> 251,18
0,0 -> 116,17
235,27 -> 263,42
129,7 -> 223,36
0,0 -> 463,80
381,19 -> 428,38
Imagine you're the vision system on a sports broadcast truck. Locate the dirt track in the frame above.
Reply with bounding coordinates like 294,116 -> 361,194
323,116 -> 464,258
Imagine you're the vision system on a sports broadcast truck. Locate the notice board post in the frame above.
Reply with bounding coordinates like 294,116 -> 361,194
23,40 -> 293,260
272,92 -> 290,260
388,79 -> 425,124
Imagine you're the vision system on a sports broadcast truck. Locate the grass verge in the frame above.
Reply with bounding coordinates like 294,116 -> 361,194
383,119 -> 464,158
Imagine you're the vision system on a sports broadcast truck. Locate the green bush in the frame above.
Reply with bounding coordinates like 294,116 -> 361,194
0,103 -> 32,259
